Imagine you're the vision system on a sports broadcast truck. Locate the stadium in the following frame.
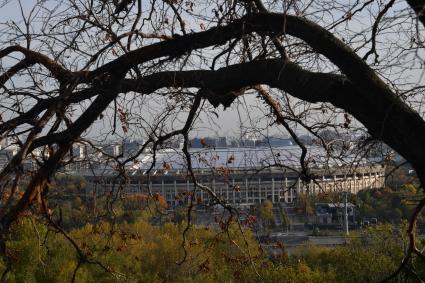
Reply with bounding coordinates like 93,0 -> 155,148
81,146 -> 386,208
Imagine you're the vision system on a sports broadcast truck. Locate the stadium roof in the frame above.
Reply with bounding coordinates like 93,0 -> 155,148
77,146 -> 377,177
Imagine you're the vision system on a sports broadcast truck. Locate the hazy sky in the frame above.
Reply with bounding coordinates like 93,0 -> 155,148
0,1 -> 293,139
1,0 -> 419,141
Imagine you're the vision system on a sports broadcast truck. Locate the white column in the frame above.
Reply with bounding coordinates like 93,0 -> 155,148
285,177 -> 289,202
257,183 -> 260,203
334,175 -> 337,192
290,186 -> 293,202
353,174 -> 357,193
174,180 -> 177,200
245,178 -> 248,203
344,174 -> 347,192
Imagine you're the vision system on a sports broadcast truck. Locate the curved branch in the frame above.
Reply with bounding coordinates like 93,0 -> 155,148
0,46 -> 73,83
24,59 -> 425,184
0,88 -> 97,135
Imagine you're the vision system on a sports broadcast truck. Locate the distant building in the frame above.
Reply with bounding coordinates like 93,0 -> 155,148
315,203 -> 356,225
190,137 -> 227,148
103,143 -> 123,157
0,138 -> 386,210
216,137 -> 227,148
298,135 -> 313,146
240,137 -> 258,147
82,146 -> 386,208
260,136 -> 293,147
72,143 -> 87,159
123,139 -> 144,156
227,136 -> 294,148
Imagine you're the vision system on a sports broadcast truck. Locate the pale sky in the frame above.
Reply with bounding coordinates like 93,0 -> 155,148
0,1 -> 422,141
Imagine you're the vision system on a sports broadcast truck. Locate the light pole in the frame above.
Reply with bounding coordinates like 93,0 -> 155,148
343,191 -> 349,236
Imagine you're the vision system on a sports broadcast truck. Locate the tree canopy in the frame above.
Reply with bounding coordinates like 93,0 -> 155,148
1,0 -> 425,280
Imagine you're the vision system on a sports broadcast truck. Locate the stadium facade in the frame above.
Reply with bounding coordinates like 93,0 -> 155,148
81,146 -> 386,207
